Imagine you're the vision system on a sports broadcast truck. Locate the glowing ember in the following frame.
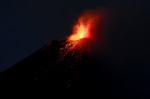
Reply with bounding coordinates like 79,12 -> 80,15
58,38 -> 92,64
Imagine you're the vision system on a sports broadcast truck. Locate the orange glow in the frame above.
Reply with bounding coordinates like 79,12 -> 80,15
69,20 -> 90,40
68,10 -> 101,41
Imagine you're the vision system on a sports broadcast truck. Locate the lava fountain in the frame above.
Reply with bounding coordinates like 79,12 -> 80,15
68,10 -> 101,41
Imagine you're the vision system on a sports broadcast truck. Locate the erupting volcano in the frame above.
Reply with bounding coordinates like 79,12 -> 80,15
0,9 -> 112,98
0,10 -> 102,91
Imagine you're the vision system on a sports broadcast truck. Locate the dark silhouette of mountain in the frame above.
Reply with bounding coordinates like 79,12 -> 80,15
0,38 -> 144,98
0,38 -> 114,97
0,39 -> 93,85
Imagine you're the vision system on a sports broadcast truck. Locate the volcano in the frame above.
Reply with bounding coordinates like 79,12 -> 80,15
0,37 -> 112,93
0,38 -> 108,94
0,39 -> 93,83
0,38 -> 112,94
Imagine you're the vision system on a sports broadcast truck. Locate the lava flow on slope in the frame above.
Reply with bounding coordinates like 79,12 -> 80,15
54,11 -> 101,86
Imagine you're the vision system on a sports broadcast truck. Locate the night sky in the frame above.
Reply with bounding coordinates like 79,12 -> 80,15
0,0 -> 150,84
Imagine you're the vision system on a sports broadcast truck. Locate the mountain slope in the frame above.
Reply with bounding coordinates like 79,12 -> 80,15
0,39 -> 94,88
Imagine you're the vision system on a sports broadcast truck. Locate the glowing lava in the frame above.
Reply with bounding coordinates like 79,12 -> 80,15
68,19 -> 90,40
68,10 -> 101,41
